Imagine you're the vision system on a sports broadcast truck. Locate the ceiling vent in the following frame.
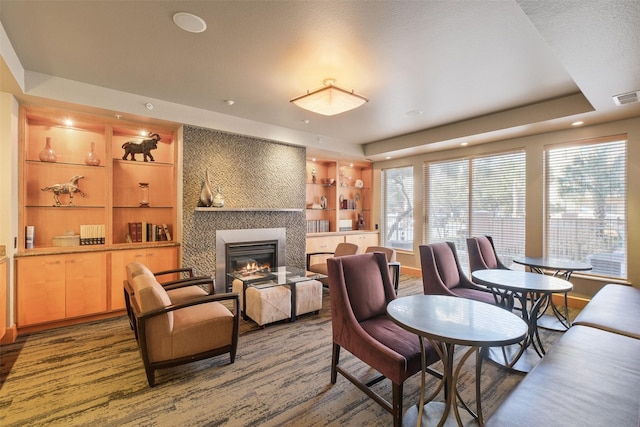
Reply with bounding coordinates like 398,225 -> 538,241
612,90 -> 639,106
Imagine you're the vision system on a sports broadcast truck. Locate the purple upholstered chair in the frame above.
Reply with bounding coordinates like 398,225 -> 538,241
466,235 -> 509,272
327,252 -> 441,427
419,242 -> 496,305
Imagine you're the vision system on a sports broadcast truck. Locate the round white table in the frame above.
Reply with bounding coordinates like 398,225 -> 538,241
513,257 -> 591,331
387,295 -> 527,427
472,269 -> 573,372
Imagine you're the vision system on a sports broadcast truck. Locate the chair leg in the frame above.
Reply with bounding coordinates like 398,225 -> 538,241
331,343 -> 340,384
392,382 -> 403,427
145,367 -> 156,387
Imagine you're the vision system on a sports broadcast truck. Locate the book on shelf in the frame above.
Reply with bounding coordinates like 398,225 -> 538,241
128,222 -> 172,242
306,219 -> 329,233
162,224 -> 172,241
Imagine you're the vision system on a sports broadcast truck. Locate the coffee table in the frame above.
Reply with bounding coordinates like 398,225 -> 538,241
513,257 -> 592,331
472,269 -> 573,372
228,266 -> 326,322
387,295 -> 527,427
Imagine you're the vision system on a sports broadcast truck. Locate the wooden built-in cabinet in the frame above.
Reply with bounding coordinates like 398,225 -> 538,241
306,231 -> 380,255
16,105 -> 180,330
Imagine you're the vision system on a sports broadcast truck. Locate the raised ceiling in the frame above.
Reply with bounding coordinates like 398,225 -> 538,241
1,1 -> 639,161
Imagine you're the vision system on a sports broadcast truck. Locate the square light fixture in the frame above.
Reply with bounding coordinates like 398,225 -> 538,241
290,79 -> 368,116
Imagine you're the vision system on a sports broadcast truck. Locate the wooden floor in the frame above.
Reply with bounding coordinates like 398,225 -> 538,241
0,276 -> 573,426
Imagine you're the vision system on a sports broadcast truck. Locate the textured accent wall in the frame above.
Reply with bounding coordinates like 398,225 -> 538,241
182,126 -> 307,278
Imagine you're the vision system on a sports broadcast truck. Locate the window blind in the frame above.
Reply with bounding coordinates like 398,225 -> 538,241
545,138 -> 627,279
381,166 -> 414,251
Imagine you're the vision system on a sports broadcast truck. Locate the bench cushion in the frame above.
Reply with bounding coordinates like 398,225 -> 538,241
486,325 -> 640,427
573,284 -> 640,339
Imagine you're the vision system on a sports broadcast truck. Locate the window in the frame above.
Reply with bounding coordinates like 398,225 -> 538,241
381,166 -> 413,250
424,151 -> 526,271
545,138 -> 627,279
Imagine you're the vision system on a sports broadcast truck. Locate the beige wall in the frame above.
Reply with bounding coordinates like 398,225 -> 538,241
373,116 -> 640,298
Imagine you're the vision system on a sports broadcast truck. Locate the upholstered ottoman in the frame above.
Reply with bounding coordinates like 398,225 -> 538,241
294,279 -> 323,318
232,279 -> 291,326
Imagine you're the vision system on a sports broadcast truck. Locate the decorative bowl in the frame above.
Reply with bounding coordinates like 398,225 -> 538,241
321,178 -> 335,185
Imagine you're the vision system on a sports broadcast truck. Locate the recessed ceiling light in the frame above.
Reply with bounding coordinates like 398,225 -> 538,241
64,119 -> 73,127
406,110 -> 423,116
173,12 -> 207,33
572,121 -> 584,126
225,99 -> 235,106
145,102 -> 154,110
385,156 -> 392,160
460,142 -> 469,146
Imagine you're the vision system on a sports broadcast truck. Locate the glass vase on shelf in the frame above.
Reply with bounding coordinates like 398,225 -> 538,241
139,182 -> 150,207
85,141 -> 101,166
38,137 -> 57,162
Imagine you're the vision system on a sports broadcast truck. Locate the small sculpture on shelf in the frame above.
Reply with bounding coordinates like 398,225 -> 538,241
85,141 -> 101,166
121,132 -> 161,161
139,182 -> 150,207
356,213 -> 366,230
198,169 -> 214,207
311,167 -> 317,184
41,175 -> 85,206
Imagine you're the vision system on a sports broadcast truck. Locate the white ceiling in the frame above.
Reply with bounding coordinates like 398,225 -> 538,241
1,1 -> 639,161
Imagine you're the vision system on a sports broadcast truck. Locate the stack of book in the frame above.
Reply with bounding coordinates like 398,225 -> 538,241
80,224 -> 105,245
306,219 -> 330,233
128,222 -> 172,243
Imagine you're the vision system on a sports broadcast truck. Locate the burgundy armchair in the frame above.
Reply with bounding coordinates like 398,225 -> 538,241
327,252 -> 441,427
419,242 -> 496,305
466,235 -> 509,272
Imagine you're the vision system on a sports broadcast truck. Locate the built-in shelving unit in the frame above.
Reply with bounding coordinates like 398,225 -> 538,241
15,105 -> 181,331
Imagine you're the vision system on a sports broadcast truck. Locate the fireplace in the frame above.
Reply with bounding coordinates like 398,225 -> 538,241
216,228 -> 286,294
225,240 -> 278,291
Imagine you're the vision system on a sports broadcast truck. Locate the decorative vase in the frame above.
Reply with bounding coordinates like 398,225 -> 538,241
198,169 -> 214,207
39,137 -> 57,162
85,141 -> 101,166
212,185 -> 225,208
139,182 -> 150,207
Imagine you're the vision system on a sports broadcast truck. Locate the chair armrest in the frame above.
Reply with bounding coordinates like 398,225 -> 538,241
162,277 -> 214,294
306,252 -> 335,270
154,266 -> 196,279
135,292 -> 240,320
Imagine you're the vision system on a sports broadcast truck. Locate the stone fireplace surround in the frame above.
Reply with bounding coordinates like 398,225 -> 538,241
181,125 -> 307,294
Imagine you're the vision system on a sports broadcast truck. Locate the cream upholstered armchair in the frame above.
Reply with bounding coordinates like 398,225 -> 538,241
306,242 -> 359,285
125,262 -> 239,387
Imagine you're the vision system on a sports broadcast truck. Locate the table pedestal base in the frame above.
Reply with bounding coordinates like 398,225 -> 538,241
403,402 -> 479,427
487,344 -> 541,373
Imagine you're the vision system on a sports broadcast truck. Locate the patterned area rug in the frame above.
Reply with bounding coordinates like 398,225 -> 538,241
0,275 -> 574,426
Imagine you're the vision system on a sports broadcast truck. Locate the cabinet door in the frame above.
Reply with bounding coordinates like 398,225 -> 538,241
109,249 -> 146,310
17,255 -> 66,326
65,252 -> 107,318
345,233 -> 379,252
145,247 -> 179,282
306,235 -> 345,254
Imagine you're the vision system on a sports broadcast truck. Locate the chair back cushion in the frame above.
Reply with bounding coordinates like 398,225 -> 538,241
126,261 -> 153,282
334,242 -> 360,257
131,274 -> 173,334
334,253 -> 389,322
477,236 -> 499,269
430,242 -> 461,290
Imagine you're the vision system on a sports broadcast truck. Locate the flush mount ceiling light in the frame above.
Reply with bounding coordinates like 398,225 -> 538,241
290,79 -> 368,116
173,12 -> 207,33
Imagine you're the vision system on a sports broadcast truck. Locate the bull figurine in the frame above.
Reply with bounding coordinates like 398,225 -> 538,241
121,133 -> 161,161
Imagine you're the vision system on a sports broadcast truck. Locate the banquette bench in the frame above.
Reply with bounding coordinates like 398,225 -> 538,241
487,284 -> 640,426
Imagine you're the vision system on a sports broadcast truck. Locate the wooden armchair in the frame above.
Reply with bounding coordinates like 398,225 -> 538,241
327,252 -> 442,427
306,242 -> 359,285
124,262 -> 214,338
125,263 -> 239,387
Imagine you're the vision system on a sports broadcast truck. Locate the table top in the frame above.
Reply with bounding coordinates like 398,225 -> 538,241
228,266 -> 326,286
386,295 -> 527,347
513,257 -> 592,272
472,269 -> 573,294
